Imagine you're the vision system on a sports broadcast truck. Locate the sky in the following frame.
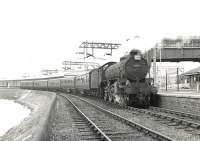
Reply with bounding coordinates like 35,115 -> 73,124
1,0 -> 200,79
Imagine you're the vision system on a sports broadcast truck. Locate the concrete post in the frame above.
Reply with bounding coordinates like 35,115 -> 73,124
197,75 -> 199,93
197,82 -> 199,93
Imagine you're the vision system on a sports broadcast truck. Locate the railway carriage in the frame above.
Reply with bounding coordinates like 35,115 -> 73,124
0,81 -> 8,87
7,80 -> 21,88
20,80 -> 34,89
75,73 -> 90,94
60,76 -> 75,92
48,79 -> 61,91
34,80 -> 48,90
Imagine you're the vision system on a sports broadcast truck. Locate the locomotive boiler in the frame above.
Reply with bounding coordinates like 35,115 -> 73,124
102,49 -> 156,107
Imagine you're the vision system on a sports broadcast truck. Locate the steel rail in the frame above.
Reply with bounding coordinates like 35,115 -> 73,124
125,106 -> 200,129
70,94 -> 175,141
150,106 -> 200,120
59,94 -> 112,141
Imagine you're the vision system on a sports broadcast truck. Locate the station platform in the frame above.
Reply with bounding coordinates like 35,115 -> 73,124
158,89 -> 200,98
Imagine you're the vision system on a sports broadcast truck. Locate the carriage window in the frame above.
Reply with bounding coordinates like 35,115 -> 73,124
81,78 -> 84,83
86,76 -> 88,82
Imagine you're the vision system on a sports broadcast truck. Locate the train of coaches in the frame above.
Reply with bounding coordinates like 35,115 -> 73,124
0,49 -> 157,108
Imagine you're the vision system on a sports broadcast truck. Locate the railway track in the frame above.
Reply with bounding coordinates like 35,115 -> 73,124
149,106 -> 200,121
49,96 -> 102,141
81,95 -> 200,132
125,105 -> 200,131
68,103 -> 103,141
59,93 -> 174,141
71,94 -> 200,140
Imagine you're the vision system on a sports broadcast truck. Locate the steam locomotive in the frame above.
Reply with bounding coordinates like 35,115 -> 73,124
19,49 -> 157,107
97,49 -> 157,107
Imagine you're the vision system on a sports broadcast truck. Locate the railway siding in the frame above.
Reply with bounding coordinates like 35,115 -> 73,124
152,93 -> 200,115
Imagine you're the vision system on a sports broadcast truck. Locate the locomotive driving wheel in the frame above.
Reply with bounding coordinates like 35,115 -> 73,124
109,85 -> 115,102
144,95 -> 150,107
104,86 -> 109,101
104,93 -> 108,101
110,81 -> 127,105
108,95 -> 113,102
104,94 -> 107,101
117,93 -> 128,106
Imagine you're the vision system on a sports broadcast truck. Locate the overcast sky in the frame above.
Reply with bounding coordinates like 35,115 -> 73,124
1,0 -> 200,79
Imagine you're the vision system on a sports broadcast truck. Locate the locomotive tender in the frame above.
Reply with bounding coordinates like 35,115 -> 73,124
19,49 -> 156,107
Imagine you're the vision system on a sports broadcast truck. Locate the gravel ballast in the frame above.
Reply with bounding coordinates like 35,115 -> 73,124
48,95 -> 82,141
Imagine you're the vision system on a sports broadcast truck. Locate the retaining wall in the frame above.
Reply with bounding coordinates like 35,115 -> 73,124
32,92 -> 56,141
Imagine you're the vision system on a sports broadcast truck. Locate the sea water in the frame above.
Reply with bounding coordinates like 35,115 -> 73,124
0,99 -> 30,137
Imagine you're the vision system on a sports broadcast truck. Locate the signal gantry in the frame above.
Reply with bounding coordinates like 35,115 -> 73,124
62,61 -> 100,71
77,41 -> 121,60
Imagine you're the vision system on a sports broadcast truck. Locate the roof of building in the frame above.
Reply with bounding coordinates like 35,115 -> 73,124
183,66 -> 200,76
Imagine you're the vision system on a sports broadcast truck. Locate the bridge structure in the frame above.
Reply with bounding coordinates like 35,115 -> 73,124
144,37 -> 200,91
144,37 -> 200,62
144,46 -> 200,63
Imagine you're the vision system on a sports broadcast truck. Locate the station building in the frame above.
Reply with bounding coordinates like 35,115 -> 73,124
182,66 -> 200,91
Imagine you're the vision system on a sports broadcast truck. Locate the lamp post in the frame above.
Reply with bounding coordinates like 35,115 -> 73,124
153,45 -> 157,86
